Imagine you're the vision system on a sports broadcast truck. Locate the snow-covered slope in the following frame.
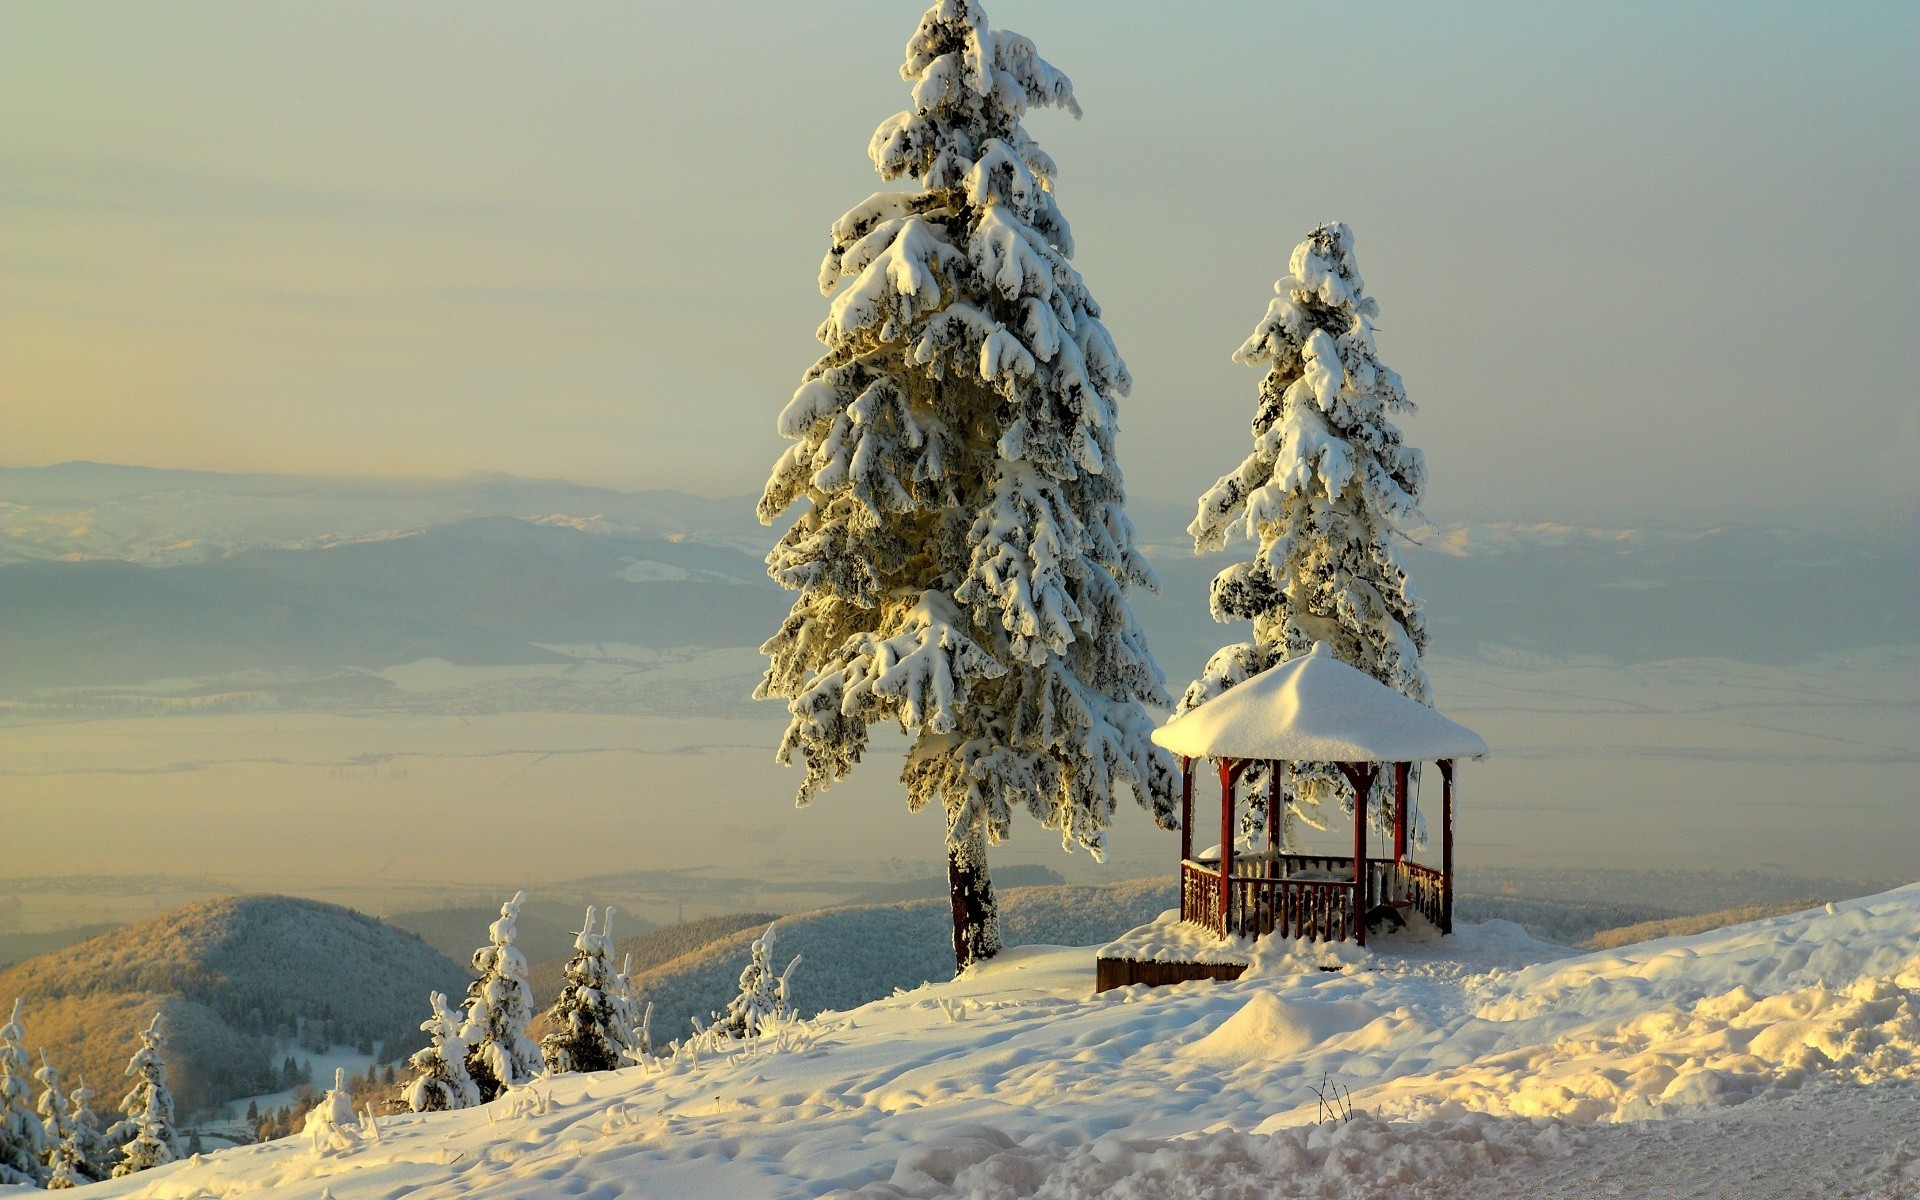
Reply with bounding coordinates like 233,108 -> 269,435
72,886 -> 1917,1198
629,879 -> 1176,1043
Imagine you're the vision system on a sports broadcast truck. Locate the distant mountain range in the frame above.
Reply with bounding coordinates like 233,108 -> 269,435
1,463 -> 1911,705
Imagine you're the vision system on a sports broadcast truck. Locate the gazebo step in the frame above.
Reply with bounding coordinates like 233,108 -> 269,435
1094,956 -> 1248,993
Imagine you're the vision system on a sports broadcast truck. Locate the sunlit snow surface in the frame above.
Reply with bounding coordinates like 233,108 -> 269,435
73,888 -> 1918,1199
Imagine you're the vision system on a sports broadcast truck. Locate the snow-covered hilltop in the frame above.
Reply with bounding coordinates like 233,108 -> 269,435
64,887 -> 1918,1199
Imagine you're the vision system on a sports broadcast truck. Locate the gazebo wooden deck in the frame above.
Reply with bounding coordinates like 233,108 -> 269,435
1098,645 -> 1487,990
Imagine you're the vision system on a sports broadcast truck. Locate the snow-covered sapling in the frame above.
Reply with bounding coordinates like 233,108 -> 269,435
756,0 -> 1176,972
1185,222 -> 1431,841
461,891 -> 544,1100
541,906 -> 631,1075
612,954 -> 653,1063
402,991 -> 479,1113
302,1068 -> 361,1153
711,923 -> 802,1042
109,1012 -> 179,1177
0,1000 -> 46,1186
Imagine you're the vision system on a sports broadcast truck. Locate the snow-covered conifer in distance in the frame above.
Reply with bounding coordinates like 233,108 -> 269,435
461,891 -> 544,1101
757,0 -> 1176,971
110,1012 -> 179,1177
402,992 -> 479,1113
540,906 -> 630,1075
1185,223 -> 1430,838
0,999 -> 47,1186
37,1052 -> 92,1189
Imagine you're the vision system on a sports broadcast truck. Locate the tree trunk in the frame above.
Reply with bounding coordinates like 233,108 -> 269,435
946,820 -> 1001,973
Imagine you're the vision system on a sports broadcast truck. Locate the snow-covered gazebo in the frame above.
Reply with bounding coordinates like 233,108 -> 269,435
1149,643 -> 1487,950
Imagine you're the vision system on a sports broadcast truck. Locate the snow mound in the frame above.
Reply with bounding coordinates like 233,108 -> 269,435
1182,992 -> 1381,1063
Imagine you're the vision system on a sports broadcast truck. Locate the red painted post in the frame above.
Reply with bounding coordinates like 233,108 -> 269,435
1179,757 -> 1193,863
1266,761 -> 1282,878
1343,764 -> 1374,947
1218,759 -> 1236,934
1393,762 -> 1409,863
1439,759 -> 1455,935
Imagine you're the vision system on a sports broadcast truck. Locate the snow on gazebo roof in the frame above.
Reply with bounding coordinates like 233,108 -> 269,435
1151,643 -> 1489,763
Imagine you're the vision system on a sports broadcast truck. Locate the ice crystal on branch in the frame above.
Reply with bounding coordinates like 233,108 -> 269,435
757,0 -> 1174,969
1185,224 -> 1430,839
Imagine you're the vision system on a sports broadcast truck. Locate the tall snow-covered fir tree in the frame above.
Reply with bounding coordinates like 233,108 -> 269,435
0,999 -> 47,1186
540,906 -> 629,1074
109,1013 -> 178,1177
1185,222 -> 1429,840
402,992 -> 479,1113
756,0 -> 1175,970
461,892 -> 544,1100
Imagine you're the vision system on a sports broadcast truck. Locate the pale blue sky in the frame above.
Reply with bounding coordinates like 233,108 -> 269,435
4,1 -> 1914,518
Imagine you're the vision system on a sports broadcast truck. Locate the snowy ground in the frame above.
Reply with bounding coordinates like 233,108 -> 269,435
67,887 -> 1917,1199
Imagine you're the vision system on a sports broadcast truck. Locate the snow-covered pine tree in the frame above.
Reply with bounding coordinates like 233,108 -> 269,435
65,1075 -> 109,1184
1185,222 -> 1429,840
540,906 -> 629,1074
461,891 -> 543,1101
36,1053 -> 92,1189
402,992 -> 479,1113
0,999 -> 46,1186
757,0 -> 1175,971
110,1013 -> 179,1177
711,923 -> 801,1041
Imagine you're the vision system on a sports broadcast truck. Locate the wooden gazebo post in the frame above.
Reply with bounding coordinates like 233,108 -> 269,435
1439,758 -> 1455,934
1217,759 -> 1238,933
1178,757 -> 1193,863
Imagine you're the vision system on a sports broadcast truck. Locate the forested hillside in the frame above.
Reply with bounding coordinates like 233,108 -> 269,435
0,897 -> 464,1116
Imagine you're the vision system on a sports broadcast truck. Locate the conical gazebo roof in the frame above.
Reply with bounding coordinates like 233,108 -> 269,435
1151,643 -> 1488,763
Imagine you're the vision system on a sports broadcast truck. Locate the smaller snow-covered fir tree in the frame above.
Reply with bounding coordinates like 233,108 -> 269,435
0,998 -> 47,1186
711,923 -> 802,1042
64,1075 -> 109,1184
612,955 -> 653,1062
110,1012 -> 179,1177
302,1068 -> 361,1153
402,992 -> 479,1113
36,1053 -> 92,1189
1185,222 -> 1430,842
540,906 -> 629,1075
461,891 -> 544,1100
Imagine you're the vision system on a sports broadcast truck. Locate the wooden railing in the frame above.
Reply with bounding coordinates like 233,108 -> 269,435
1181,862 -> 1225,937
1402,861 -> 1447,931
1181,854 -> 1451,941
